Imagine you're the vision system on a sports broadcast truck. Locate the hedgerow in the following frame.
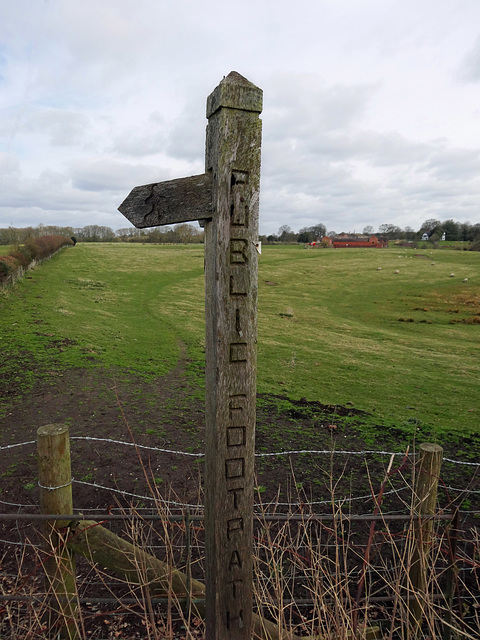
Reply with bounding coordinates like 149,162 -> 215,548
0,255 -> 19,278
0,235 -> 73,285
469,235 -> 480,251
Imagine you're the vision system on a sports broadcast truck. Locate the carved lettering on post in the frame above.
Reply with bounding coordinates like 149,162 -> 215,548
204,72 -> 262,640
118,71 -> 262,640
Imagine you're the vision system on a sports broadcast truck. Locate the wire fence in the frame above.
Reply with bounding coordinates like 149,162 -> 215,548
1,435 -> 479,638
1,436 -> 480,516
4,434 -> 480,464
1,501 -> 478,637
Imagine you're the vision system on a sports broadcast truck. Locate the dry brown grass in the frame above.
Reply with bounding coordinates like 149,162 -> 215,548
2,464 -> 477,640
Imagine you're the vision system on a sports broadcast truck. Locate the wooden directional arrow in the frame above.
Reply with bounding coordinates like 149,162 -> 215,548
118,173 -> 212,228
119,71 -> 262,640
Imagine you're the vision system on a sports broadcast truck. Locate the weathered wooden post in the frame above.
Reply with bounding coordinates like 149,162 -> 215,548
408,442 -> 443,636
119,71 -> 262,639
37,423 -> 77,639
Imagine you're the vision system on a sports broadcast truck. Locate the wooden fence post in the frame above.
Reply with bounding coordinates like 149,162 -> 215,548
408,442 -> 443,635
37,423 -> 77,639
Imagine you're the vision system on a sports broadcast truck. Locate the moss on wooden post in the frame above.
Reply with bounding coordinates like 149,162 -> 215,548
408,442 -> 443,636
37,423 -> 78,639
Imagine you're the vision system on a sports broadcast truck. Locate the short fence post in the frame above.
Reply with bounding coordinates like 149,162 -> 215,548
37,423 -> 78,639
408,442 -> 443,636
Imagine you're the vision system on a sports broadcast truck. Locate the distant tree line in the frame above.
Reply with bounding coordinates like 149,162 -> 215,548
260,218 -> 480,249
0,223 -> 204,245
1,218 -> 479,248
115,224 -> 204,244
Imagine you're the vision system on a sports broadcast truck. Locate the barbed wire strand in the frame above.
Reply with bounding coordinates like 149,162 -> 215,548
1,479 -> 478,512
0,440 -> 36,451
1,436 -> 479,466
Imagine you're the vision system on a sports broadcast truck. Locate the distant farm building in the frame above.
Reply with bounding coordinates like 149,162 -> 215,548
322,234 -> 388,248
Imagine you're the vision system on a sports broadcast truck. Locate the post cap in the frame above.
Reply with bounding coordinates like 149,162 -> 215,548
37,423 -> 70,437
206,71 -> 263,118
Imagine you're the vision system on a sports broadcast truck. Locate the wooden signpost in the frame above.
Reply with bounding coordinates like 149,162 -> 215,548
119,71 -> 262,639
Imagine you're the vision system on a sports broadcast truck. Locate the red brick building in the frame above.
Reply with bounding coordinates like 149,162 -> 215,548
322,234 -> 388,248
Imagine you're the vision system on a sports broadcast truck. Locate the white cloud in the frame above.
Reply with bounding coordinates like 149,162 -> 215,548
5,107 -> 90,146
459,34 -> 480,82
1,0 -> 480,235
69,158 -> 165,193
0,151 -> 20,175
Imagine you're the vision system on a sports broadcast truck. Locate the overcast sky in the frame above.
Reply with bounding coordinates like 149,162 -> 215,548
1,0 -> 480,236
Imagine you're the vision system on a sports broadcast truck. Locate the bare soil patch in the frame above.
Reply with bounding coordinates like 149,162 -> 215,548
1,347 -> 479,525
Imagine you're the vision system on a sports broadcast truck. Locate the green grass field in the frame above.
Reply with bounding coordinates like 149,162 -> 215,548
1,243 -> 479,441
258,245 -> 480,439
